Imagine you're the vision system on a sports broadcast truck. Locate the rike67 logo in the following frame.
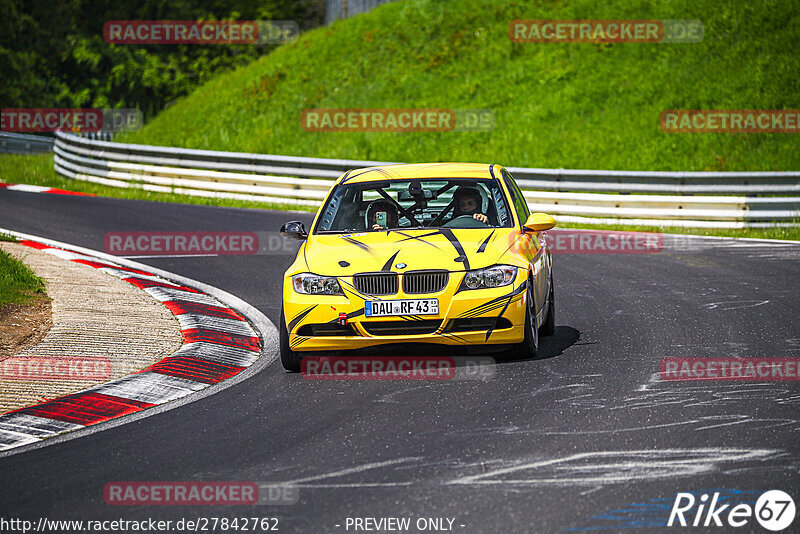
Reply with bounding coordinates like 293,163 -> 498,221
668,490 -> 795,531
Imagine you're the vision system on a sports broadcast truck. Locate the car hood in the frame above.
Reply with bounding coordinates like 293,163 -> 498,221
301,228 -> 523,275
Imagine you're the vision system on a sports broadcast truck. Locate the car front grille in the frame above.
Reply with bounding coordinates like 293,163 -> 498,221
402,270 -> 449,294
353,272 -> 399,295
360,320 -> 442,336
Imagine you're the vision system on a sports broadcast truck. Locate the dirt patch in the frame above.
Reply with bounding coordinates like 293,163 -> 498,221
0,297 -> 52,359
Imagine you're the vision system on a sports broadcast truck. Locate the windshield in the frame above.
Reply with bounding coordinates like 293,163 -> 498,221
313,178 -> 514,233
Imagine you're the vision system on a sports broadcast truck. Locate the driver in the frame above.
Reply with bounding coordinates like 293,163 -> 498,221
366,200 -> 399,230
452,186 -> 489,224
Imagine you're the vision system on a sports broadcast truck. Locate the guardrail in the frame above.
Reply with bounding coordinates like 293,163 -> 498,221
325,0 -> 396,24
1,132 -> 55,154
53,131 -> 800,228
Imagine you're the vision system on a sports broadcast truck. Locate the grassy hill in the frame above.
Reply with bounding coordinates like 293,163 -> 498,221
120,0 -> 800,171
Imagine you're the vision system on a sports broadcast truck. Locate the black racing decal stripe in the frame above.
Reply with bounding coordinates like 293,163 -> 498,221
438,332 -> 470,344
341,167 -> 395,184
381,251 -> 400,272
371,167 -> 398,180
290,337 -> 309,348
288,305 -> 317,332
341,168 -> 374,184
396,314 -> 426,322
326,307 -> 365,324
460,291 -> 525,318
342,236 -> 375,255
459,294 -> 522,320
395,231 -> 443,249
458,299 -> 497,317
464,291 -> 524,319
339,279 -> 375,300
457,281 -> 527,318
460,301 -> 508,319
477,230 -> 496,253
437,228 -> 470,271
301,242 -> 310,271
485,283 -> 528,341
397,230 -> 440,239
437,322 -> 467,337
486,295 -> 516,342
453,273 -> 469,296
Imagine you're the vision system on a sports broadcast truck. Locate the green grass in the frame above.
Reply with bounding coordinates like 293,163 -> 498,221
3,1 -> 799,241
0,153 -> 316,214
118,0 -> 800,171
0,248 -> 47,308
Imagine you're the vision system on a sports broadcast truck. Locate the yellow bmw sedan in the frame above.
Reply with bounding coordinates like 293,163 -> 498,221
278,163 -> 556,372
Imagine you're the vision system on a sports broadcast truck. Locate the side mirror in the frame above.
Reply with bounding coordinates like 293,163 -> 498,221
523,213 -> 556,232
280,221 -> 307,240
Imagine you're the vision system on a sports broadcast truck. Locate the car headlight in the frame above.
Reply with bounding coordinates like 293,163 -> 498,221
462,265 -> 517,290
291,273 -> 343,295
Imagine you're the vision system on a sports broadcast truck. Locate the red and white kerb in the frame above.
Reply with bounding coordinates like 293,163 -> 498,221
0,240 -> 261,451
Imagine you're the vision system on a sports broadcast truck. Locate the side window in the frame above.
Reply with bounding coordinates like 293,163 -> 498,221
318,186 -> 347,231
489,182 -> 511,227
502,170 -> 530,225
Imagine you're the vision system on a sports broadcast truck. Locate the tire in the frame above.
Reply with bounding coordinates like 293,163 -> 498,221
505,280 -> 539,360
539,272 -> 555,337
279,307 -> 301,372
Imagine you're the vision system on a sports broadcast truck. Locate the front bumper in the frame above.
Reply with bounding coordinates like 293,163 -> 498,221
283,270 -> 528,351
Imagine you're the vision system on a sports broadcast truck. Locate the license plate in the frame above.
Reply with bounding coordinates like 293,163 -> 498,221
365,299 -> 439,317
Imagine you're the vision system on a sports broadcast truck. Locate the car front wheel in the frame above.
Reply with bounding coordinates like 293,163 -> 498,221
505,280 -> 539,360
539,272 -> 555,337
279,307 -> 301,372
